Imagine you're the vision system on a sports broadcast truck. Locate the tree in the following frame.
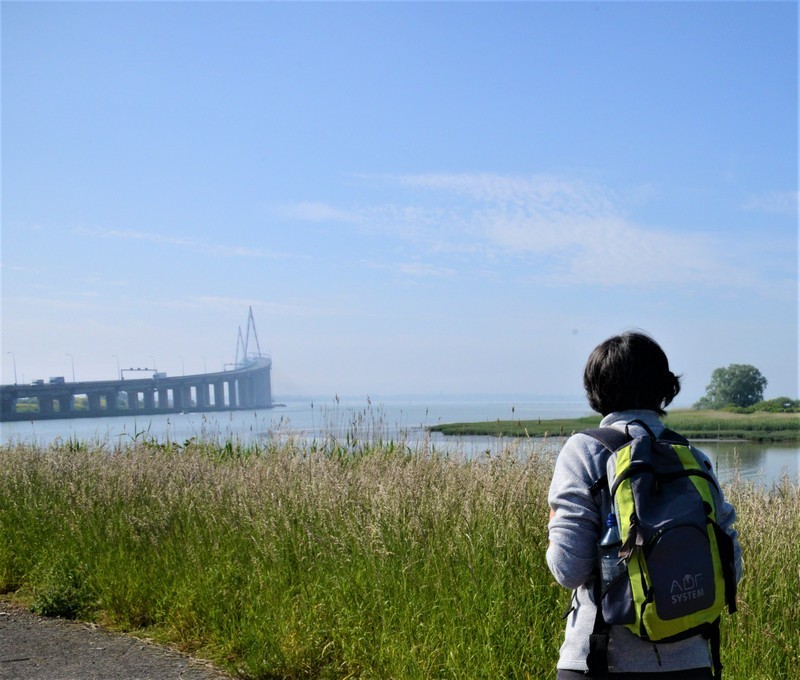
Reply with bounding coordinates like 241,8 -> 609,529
694,364 -> 768,409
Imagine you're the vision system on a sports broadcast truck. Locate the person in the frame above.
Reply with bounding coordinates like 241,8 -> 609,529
546,331 -> 742,679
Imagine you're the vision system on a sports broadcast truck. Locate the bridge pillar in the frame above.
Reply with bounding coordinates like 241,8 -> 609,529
56,395 -> 71,414
40,396 -> 53,414
173,385 -> 191,410
213,381 -> 225,407
157,388 -> 169,409
88,393 -> 102,414
237,378 -> 248,408
255,367 -> 271,408
127,390 -> 139,410
107,391 -> 122,413
239,378 -> 251,408
143,390 -> 155,410
1,392 -> 15,417
195,383 -> 208,408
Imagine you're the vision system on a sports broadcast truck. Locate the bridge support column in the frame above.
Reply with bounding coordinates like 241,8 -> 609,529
244,375 -> 256,408
102,392 -> 112,412
1,393 -> 15,418
256,368 -> 272,408
173,385 -> 191,411
107,391 -> 122,413
213,381 -> 225,407
195,383 -> 208,408
40,396 -> 53,414
88,393 -> 102,414
127,390 -> 139,410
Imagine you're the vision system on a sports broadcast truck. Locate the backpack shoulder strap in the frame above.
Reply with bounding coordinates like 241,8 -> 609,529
583,427 -> 632,499
656,426 -> 689,445
583,426 -> 632,452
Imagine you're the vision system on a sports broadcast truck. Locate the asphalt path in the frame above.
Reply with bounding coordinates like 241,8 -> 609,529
0,601 -> 232,680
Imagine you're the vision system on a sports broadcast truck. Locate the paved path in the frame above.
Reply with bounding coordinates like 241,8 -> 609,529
0,601 -> 232,680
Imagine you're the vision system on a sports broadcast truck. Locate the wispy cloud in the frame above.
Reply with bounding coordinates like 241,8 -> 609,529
187,296 -> 339,318
75,227 -> 294,259
741,190 -> 798,215
364,260 -> 457,279
277,202 -> 363,223
284,173 -> 749,289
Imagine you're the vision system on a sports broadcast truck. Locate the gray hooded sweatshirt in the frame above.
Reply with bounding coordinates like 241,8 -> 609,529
546,410 -> 742,673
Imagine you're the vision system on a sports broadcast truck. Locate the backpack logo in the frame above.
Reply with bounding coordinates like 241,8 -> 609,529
670,574 -> 705,604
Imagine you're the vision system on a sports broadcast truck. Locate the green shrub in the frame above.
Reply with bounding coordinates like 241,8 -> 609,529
30,557 -> 94,619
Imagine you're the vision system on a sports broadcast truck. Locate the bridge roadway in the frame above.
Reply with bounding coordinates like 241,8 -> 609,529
0,358 -> 272,422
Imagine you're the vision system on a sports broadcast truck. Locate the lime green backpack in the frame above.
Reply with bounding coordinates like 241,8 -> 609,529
584,421 -> 737,679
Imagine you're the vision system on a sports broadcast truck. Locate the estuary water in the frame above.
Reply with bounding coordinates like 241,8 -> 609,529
1,395 -> 797,486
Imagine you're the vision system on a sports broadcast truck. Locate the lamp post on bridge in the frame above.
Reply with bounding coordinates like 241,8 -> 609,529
66,354 -> 75,382
6,352 -> 17,384
113,354 -> 121,380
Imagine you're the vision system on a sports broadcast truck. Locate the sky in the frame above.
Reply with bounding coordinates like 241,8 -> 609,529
2,1 -> 798,406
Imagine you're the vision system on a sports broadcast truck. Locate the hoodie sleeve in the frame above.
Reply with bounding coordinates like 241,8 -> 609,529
546,434 -> 605,590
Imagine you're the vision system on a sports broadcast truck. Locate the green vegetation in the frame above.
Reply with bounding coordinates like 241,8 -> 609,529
429,409 -> 800,442
663,409 -> 800,442
12,398 -> 39,413
694,364 -> 768,409
1,436 -> 798,679
718,397 -> 800,414
429,415 -> 603,438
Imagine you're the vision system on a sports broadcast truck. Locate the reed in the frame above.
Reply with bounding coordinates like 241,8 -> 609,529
429,409 -> 800,442
0,435 -> 796,679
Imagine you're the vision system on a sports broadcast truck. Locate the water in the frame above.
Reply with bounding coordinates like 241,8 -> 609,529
1,395 -> 797,486
0,395 -> 587,445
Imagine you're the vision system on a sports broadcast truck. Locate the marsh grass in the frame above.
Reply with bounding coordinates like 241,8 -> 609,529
429,409 -> 800,442
1,434 -> 797,678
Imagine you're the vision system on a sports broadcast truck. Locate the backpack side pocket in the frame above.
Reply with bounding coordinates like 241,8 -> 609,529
601,570 -> 636,625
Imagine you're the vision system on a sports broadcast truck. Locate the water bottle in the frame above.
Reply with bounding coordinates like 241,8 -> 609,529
599,512 -> 625,594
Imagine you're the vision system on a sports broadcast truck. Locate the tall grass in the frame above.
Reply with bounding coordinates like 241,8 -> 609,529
429,409 -> 800,442
0,436 -> 797,678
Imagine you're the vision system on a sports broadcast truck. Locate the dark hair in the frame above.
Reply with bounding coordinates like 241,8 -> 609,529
583,331 -> 681,416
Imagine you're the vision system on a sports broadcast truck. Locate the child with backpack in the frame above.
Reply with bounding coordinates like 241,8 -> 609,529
547,332 -> 742,679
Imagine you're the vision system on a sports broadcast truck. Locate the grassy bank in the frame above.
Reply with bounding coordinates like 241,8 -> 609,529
429,409 -> 800,442
1,438 -> 798,678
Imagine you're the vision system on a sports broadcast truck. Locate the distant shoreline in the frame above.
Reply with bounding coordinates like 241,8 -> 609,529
428,409 -> 800,443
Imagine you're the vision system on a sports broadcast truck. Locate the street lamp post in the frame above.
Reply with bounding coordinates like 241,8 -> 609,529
113,354 -> 121,380
7,352 -> 17,384
66,354 -> 76,382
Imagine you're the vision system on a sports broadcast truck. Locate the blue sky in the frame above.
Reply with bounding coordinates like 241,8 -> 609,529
2,1 -> 797,405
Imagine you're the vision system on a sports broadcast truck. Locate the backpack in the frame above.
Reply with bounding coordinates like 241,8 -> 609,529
583,421 -> 738,679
